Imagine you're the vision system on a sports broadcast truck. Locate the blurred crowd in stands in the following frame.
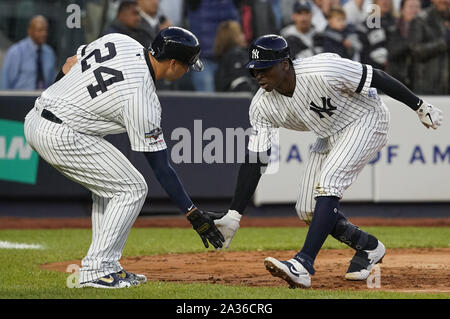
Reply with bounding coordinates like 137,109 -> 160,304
0,0 -> 448,94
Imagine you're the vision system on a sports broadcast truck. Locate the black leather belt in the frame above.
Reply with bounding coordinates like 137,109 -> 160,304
41,109 -> 62,124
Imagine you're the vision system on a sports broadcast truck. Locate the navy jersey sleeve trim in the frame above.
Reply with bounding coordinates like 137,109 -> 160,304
144,49 -> 156,82
355,64 -> 367,94
53,68 -> 65,83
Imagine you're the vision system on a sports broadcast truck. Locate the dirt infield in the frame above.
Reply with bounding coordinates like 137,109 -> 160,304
2,216 -> 450,229
42,248 -> 450,293
4,216 -> 449,292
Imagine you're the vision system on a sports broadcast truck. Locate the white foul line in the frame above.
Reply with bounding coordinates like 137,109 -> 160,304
0,241 -> 45,250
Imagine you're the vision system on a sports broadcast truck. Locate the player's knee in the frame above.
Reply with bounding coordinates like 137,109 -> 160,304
295,202 -> 313,224
130,177 -> 148,202
137,181 -> 148,200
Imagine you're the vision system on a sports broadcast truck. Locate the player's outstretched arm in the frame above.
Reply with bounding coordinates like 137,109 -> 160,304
214,149 -> 271,249
144,149 -> 225,249
371,68 -> 443,129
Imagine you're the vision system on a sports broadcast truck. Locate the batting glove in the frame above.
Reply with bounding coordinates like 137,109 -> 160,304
214,210 -> 242,249
416,100 -> 443,129
186,208 -> 225,249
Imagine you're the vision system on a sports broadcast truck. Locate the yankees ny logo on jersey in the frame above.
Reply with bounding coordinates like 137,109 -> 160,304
309,97 -> 336,118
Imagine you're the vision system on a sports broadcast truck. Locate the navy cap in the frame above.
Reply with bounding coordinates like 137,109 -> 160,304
245,34 -> 290,72
293,0 -> 312,13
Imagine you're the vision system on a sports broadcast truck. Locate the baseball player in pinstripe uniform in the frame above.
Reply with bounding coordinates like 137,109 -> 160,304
214,34 -> 443,288
24,27 -> 224,289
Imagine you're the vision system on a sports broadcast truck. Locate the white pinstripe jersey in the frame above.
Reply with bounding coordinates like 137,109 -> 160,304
37,33 -> 166,152
248,53 -> 387,152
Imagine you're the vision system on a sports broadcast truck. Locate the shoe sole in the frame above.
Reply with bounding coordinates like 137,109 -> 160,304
79,278 -> 142,289
264,258 -> 310,289
78,282 -> 135,289
135,276 -> 147,284
345,254 -> 385,281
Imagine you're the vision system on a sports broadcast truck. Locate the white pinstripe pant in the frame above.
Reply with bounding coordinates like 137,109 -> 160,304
295,109 -> 390,223
24,107 -> 148,283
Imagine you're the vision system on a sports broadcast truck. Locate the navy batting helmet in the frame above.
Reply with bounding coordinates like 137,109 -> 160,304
246,34 -> 290,72
150,27 -> 203,71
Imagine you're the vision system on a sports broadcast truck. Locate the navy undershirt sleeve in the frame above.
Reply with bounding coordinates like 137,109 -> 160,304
230,149 -> 271,213
370,68 -> 421,111
144,149 -> 194,213
54,68 -> 65,83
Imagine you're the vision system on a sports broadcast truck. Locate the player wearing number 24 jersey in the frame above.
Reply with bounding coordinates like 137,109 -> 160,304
24,28 -> 225,289
213,34 -> 444,288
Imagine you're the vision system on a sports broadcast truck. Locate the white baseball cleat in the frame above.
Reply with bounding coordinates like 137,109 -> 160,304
345,240 -> 385,281
264,257 -> 311,288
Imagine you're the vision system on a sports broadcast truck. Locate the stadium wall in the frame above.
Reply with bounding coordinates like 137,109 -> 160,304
0,92 -> 448,217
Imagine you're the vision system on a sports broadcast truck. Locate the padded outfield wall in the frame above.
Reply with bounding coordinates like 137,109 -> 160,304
0,92 -> 448,217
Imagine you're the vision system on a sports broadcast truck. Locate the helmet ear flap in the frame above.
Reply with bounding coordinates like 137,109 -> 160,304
191,59 -> 204,72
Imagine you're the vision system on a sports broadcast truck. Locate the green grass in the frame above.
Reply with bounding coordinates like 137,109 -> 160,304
0,227 -> 449,299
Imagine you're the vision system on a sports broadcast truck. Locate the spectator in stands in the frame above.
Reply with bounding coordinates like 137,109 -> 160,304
186,0 -> 239,92
0,31 -> 12,89
159,0 -> 183,27
322,7 -> 362,59
386,0 -> 422,88
358,0 -> 397,70
343,0 -> 371,26
1,15 -> 55,90
311,0 -> 340,32
409,0 -> 449,94
280,0 -> 338,32
236,0 -> 279,45
281,0 -> 324,59
138,0 -> 171,48
281,0 -> 300,27
271,0 -> 283,31
214,20 -> 257,92
103,0 -> 147,46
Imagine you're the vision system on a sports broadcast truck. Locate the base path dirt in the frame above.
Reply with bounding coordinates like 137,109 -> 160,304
42,248 -> 450,293
2,216 -> 450,229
